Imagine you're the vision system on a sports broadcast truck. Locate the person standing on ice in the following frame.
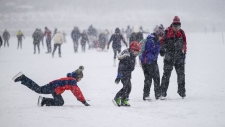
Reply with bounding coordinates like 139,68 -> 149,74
125,25 -> 132,42
113,41 -> 141,107
129,26 -> 143,44
107,28 -> 128,66
160,16 -> 187,99
44,27 -> 52,53
139,25 -> 164,101
71,26 -> 81,52
12,66 -> 90,107
2,29 -> 10,47
52,30 -> 64,58
80,30 -> 89,52
16,30 -> 25,49
32,29 -> 41,54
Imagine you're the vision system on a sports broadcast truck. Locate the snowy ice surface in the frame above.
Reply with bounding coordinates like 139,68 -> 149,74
0,33 -> 225,127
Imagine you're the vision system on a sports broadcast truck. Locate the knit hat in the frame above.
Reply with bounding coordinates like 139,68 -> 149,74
154,25 -> 164,37
75,66 -> 84,78
172,16 -> 181,25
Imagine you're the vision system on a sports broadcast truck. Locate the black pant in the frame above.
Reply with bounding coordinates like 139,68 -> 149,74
4,39 -> 9,47
113,48 -> 121,59
34,43 -> 40,54
20,76 -> 64,106
73,39 -> 79,52
52,44 -> 61,56
46,38 -> 52,53
161,53 -> 186,97
142,62 -> 161,98
17,39 -> 22,49
115,77 -> 131,102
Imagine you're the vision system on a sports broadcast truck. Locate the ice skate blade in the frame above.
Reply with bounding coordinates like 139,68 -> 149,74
12,72 -> 23,81
112,99 -> 120,107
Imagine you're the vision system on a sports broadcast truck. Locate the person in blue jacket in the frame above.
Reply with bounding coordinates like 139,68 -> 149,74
139,25 -> 164,100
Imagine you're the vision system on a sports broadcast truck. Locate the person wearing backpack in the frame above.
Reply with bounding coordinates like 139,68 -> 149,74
159,16 -> 187,99
139,25 -> 164,100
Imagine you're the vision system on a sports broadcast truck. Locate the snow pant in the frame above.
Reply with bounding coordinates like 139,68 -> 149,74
161,52 -> 186,97
113,48 -> 121,59
46,38 -> 52,53
115,77 -> 132,102
142,62 -> 161,99
33,43 -> 40,54
52,44 -> 61,57
81,44 -> 86,52
17,39 -> 22,49
20,76 -> 64,106
4,39 -> 9,47
73,39 -> 79,52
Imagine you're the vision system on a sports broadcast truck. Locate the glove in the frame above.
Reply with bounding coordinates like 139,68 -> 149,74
82,101 -> 90,106
115,74 -> 121,84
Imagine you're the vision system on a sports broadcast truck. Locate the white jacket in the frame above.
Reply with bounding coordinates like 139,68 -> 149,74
53,32 -> 64,44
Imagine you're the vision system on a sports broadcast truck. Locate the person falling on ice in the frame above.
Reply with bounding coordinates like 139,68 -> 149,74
112,41 -> 141,107
12,66 -> 90,107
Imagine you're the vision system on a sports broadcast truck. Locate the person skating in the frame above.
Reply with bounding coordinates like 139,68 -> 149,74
52,30 -> 64,57
44,27 -> 52,53
32,29 -> 41,54
2,29 -> 10,47
16,30 -> 25,49
80,30 -> 89,52
12,66 -> 90,107
71,26 -> 81,52
112,41 -> 141,107
139,25 -> 164,100
107,28 -> 128,67
160,16 -> 187,99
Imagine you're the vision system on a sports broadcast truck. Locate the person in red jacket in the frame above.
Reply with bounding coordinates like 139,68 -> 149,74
12,66 -> 90,106
159,16 -> 187,99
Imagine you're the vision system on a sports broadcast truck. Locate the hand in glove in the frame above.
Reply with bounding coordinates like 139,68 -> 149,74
82,101 -> 91,106
115,74 -> 121,84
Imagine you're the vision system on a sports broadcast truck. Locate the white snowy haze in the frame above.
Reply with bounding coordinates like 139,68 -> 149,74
1,0 -> 225,127
0,0 -> 225,35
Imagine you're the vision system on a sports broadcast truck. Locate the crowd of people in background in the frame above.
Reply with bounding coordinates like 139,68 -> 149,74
5,16 -> 187,107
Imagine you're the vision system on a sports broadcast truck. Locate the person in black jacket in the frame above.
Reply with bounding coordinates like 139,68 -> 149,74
71,26 -> 81,52
80,30 -> 89,52
112,41 -> 141,107
107,28 -> 128,66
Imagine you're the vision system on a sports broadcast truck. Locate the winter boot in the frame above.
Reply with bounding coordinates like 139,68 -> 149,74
121,99 -> 130,107
12,72 -> 25,82
37,96 -> 45,106
143,96 -> 151,101
112,98 -> 121,107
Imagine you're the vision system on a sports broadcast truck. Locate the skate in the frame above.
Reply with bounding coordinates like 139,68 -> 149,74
37,96 -> 44,106
12,72 -> 24,82
112,98 -> 121,107
143,96 -> 151,101
121,99 -> 130,107
159,96 -> 166,100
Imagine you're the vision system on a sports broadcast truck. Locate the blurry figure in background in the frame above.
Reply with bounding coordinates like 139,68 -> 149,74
32,29 -> 41,54
44,27 -> 52,53
98,31 -> 107,51
139,25 -> 164,101
0,35 -> 2,48
80,30 -> 89,52
12,66 -> 90,107
160,16 -> 187,99
139,26 -> 148,34
125,25 -> 132,42
52,28 -> 57,37
130,26 -> 143,44
107,28 -> 128,66
16,30 -> 25,49
104,29 -> 110,50
87,25 -> 98,49
39,29 -> 44,47
63,31 -> 67,43
112,41 -> 141,107
71,26 -> 81,53
2,29 -> 10,47
52,30 -> 64,58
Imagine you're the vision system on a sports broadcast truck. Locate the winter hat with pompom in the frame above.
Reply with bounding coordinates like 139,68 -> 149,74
75,66 -> 84,79
154,25 -> 165,37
